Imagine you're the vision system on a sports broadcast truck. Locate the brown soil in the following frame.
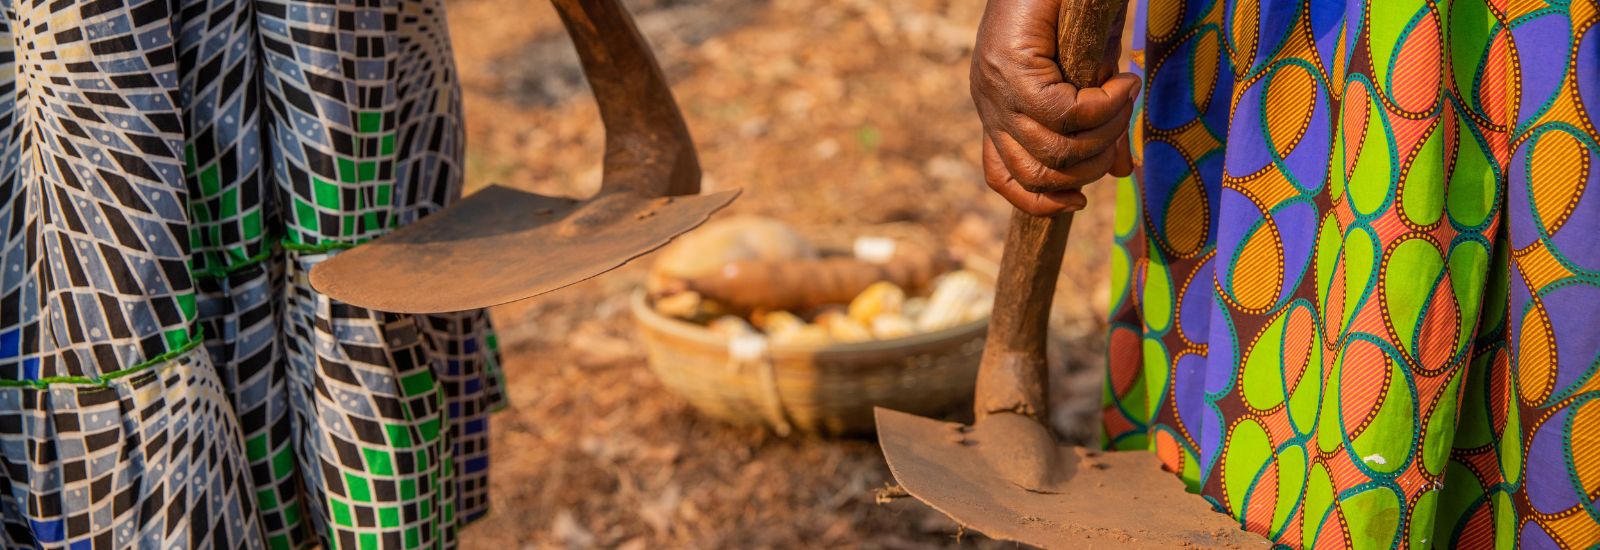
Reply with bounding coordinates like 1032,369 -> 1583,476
448,0 -> 1125,547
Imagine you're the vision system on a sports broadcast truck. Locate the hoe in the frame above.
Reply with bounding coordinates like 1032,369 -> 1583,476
875,0 -> 1268,547
309,0 -> 738,313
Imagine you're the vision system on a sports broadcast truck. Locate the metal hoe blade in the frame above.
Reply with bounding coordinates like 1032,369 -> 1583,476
310,0 -> 736,313
875,409 -> 1267,549
309,186 -> 738,313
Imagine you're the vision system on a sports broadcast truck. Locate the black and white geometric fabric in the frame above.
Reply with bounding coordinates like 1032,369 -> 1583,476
0,0 -> 505,548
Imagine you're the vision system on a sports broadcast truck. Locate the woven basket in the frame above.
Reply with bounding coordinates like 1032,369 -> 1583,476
631,283 -> 989,437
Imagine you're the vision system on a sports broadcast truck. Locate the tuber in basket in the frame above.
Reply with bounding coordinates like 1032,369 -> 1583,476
631,283 -> 989,436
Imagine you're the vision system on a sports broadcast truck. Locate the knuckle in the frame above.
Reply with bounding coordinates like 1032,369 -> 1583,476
1017,176 -> 1063,194
1083,155 -> 1116,180
1066,141 -> 1105,164
1017,128 -> 1075,167
975,49 -> 1014,82
1022,162 -> 1055,186
1054,139 -> 1087,166
1014,177 -> 1047,193
984,173 -> 1009,192
1004,111 -> 1035,133
1058,101 -> 1086,129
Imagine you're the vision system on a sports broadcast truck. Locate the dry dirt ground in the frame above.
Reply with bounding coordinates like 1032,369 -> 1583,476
447,0 -> 1124,547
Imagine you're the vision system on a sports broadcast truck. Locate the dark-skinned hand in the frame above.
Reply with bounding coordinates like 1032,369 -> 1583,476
972,0 -> 1141,216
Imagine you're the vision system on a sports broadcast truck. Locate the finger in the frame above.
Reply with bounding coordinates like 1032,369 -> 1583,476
1074,97 -> 1137,147
1012,72 -> 1141,133
984,136 -> 1087,216
1004,188 -> 1088,216
994,121 -> 1127,193
1053,142 -> 1120,185
991,130 -> 1091,192
1007,97 -> 1136,168
1110,130 -> 1133,178
1059,73 -> 1142,131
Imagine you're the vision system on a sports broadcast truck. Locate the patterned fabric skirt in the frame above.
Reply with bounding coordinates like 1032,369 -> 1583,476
1105,0 -> 1600,548
0,1 -> 504,548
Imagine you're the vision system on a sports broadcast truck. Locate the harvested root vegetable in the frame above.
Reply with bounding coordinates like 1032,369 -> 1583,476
680,245 -> 955,312
772,324 -> 831,346
870,313 -> 918,339
848,281 -> 906,323
816,310 -> 873,343
917,270 -> 986,332
752,310 -> 805,337
708,316 -> 757,339
648,216 -> 816,293
652,290 -> 731,323
654,291 -> 705,320
903,297 -> 929,320
647,228 -> 992,346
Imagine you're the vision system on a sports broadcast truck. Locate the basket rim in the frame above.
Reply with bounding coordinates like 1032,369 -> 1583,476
630,290 -> 989,356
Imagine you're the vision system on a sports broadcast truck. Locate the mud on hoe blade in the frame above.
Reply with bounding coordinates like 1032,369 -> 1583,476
873,0 -> 1266,547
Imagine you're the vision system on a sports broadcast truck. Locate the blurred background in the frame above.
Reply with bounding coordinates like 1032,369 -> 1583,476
448,0 -> 1121,547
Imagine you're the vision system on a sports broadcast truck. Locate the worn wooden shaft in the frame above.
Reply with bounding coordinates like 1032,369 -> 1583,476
551,0 -> 699,197
973,0 -> 1129,422
975,210 -> 1073,420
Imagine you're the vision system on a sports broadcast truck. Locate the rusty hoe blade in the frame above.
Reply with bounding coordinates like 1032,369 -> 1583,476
875,409 -> 1267,548
875,0 -> 1269,547
310,0 -> 738,313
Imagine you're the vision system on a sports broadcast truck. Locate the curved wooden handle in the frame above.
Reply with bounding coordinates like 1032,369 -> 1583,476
553,0 -> 700,198
974,0 -> 1129,422
1056,0 -> 1127,89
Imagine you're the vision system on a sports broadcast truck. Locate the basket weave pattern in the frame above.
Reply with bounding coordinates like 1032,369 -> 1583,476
632,291 -> 984,436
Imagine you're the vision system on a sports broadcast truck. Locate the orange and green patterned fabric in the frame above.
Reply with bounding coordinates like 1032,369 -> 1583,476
1105,0 -> 1600,547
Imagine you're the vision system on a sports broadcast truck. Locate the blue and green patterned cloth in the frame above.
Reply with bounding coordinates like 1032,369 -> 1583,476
0,1 -> 503,548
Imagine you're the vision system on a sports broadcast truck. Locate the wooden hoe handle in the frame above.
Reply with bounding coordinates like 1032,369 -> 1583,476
974,0 -> 1130,422
552,0 -> 700,198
